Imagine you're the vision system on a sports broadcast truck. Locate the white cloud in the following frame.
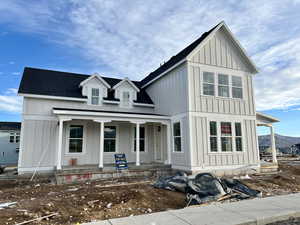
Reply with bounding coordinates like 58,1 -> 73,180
0,1 -> 300,111
0,88 -> 22,113
11,72 -> 20,75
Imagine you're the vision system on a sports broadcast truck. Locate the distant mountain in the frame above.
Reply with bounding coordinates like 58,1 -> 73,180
258,134 -> 300,149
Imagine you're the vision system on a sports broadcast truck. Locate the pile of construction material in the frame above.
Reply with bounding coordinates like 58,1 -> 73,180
153,172 -> 262,206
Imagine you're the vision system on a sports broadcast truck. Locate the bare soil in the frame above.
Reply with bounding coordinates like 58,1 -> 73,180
0,160 -> 299,225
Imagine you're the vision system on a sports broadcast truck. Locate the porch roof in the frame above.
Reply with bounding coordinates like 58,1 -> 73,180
256,112 -> 280,125
52,107 -> 170,122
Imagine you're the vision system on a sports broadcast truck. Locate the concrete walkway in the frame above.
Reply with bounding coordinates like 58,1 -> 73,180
83,193 -> 300,225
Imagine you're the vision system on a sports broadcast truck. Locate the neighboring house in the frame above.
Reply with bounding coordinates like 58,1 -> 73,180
0,122 -> 21,166
17,21 -> 279,175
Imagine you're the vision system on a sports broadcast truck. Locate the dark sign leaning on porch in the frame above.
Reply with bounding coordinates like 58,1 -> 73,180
114,153 -> 128,170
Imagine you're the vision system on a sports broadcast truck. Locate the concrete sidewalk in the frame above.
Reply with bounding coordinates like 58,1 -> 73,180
83,193 -> 300,225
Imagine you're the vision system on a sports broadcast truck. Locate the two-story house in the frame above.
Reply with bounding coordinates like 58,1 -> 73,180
17,21 -> 279,175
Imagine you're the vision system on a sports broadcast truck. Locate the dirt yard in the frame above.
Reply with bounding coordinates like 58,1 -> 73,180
0,160 -> 300,225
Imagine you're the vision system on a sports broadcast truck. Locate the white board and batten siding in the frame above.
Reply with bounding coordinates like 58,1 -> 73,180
186,27 -> 259,170
146,64 -> 192,168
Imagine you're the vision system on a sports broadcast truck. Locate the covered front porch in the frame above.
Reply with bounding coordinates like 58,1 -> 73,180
256,112 -> 280,172
53,108 -> 172,171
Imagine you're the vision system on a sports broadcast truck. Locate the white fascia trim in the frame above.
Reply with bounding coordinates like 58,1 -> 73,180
79,74 -> 111,88
141,59 -> 187,88
19,93 -> 87,102
103,100 -> 120,105
256,112 -> 280,123
133,102 -> 155,108
112,78 -> 140,92
53,109 -> 170,120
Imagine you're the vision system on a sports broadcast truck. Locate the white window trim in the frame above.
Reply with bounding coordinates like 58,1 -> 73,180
103,125 -> 119,154
217,74 -> 231,98
131,124 -> 148,153
208,119 -> 245,154
201,71 -> 244,100
91,88 -> 100,105
201,71 -> 216,97
172,120 -> 183,153
65,122 -> 87,155
231,75 -> 243,99
88,86 -> 104,106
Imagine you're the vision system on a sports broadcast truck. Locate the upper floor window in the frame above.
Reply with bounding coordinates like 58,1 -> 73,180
9,132 -> 20,143
232,76 -> 243,99
91,88 -> 100,105
218,74 -> 229,97
122,91 -> 130,107
203,72 -> 215,96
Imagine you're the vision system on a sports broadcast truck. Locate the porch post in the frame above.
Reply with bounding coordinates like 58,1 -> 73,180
136,122 -> 140,166
99,121 -> 105,168
166,122 -> 172,165
57,119 -> 66,170
270,125 -> 277,163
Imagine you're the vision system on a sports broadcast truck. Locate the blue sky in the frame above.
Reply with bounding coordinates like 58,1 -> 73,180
0,0 -> 300,136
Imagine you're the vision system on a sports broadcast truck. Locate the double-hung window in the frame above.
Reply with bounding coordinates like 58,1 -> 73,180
173,122 -> 182,152
104,126 -> 116,152
232,76 -> 243,99
203,72 -> 215,96
69,125 -> 84,153
91,88 -> 100,105
133,126 -> 145,152
9,133 -> 15,143
218,74 -> 229,97
209,121 -> 218,152
235,122 -> 243,151
122,91 -> 130,107
220,122 -> 232,152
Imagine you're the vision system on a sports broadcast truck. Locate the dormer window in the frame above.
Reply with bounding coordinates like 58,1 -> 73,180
91,88 -> 100,105
122,91 -> 130,107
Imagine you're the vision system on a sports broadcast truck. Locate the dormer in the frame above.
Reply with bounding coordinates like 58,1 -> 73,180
112,77 -> 140,108
79,73 -> 111,106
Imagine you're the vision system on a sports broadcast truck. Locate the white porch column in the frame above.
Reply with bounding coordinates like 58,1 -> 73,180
136,123 -> 140,166
99,121 -> 105,168
163,122 -> 172,165
270,125 -> 277,163
57,119 -> 71,170
94,120 -> 111,169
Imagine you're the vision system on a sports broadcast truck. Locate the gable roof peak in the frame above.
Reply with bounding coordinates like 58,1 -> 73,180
79,73 -> 111,88
112,77 -> 140,92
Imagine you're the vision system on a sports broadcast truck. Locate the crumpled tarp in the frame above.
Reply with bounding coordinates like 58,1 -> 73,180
153,172 -> 262,206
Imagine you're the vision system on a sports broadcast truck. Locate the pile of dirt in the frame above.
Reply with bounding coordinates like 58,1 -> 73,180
0,178 -> 185,225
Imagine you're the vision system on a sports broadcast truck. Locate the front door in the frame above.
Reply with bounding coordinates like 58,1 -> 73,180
154,125 -> 163,162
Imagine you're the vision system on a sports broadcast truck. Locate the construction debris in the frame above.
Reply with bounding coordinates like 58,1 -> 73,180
0,202 -> 17,209
154,172 -> 262,206
15,213 -> 58,225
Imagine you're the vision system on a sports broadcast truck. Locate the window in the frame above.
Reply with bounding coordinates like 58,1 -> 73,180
173,122 -> 182,152
122,91 -> 130,107
203,72 -> 215,96
91,88 -> 100,105
133,126 -> 145,152
221,122 -> 232,152
218,74 -> 229,97
68,125 -> 83,153
232,76 -> 243,99
16,133 -> 20,143
235,123 -> 243,151
104,126 -> 116,152
9,133 -> 15,143
209,121 -> 218,152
